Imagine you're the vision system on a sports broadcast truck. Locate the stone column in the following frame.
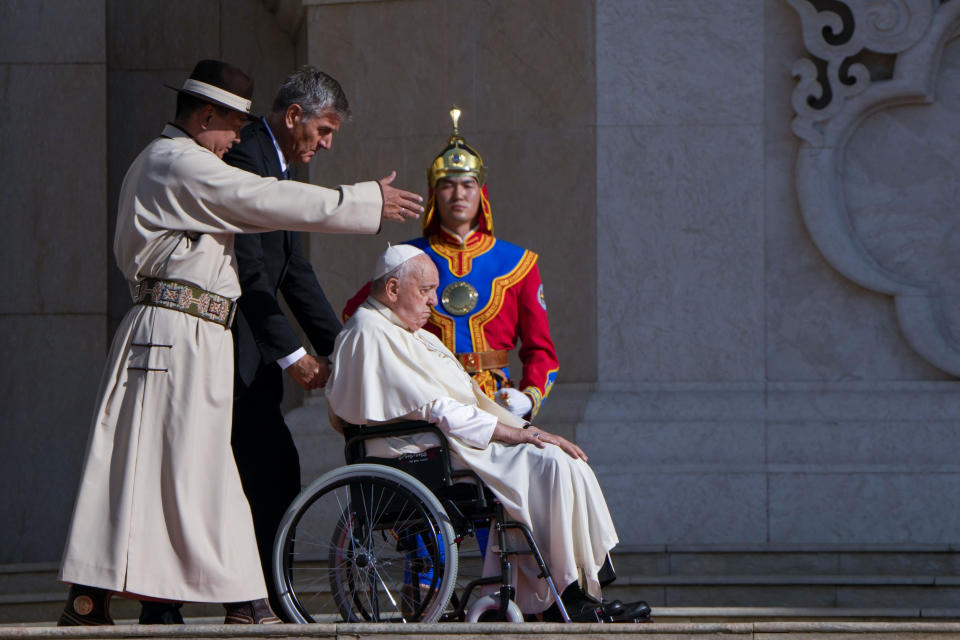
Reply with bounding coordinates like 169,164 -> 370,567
587,0 -> 769,545
0,0 -> 108,563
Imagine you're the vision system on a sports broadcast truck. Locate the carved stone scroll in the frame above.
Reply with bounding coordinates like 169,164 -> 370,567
790,0 -> 960,376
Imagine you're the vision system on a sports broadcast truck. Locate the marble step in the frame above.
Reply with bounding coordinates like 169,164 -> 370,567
0,566 -> 58,598
608,544 -> 960,577
10,544 -> 957,595
5,580 -> 960,625
6,621 -> 960,640
7,549 -> 960,623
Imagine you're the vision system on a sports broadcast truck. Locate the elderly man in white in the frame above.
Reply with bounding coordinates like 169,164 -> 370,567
325,245 -> 650,622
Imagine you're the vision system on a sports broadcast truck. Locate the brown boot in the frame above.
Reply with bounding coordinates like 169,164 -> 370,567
223,598 -> 281,624
57,584 -> 114,626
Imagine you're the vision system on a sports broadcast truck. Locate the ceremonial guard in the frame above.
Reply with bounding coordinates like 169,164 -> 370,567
345,109 -> 558,419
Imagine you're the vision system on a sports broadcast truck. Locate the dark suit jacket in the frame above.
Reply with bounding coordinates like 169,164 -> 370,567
224,118 -> 342,619
224,118 -> 342,390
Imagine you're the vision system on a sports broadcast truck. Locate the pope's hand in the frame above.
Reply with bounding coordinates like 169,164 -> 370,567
493,422 -> 588,461
378,171 -> 424,222
496,387 -> 533,418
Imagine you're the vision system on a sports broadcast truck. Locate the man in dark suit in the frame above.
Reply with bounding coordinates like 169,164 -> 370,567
224,67 -> 352,620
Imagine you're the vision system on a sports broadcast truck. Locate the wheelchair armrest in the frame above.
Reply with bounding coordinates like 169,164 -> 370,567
342,421 -> 455,486
342,420 -> 435,443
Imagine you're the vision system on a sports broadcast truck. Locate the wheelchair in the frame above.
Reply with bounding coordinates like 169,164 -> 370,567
270,420 -> 572,623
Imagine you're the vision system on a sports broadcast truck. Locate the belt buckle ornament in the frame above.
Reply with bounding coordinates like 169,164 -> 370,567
202,294 -> 230,324
441,281 -> 478,316
155,281 -> 181,306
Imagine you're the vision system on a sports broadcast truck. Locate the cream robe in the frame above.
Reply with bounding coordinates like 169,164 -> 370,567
326,299 -> 619,613
59,125 -> 382,603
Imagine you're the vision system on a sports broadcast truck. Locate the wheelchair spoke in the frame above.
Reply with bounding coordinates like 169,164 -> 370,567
276,465 -> 458,623
371,566 -> 402,617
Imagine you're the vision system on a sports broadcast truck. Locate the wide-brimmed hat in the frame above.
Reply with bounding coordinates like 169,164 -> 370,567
166,59 -> 256,119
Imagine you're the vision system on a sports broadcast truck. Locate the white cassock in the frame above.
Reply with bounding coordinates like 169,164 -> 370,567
326,298 -> 619,613
59,124 -> 382,603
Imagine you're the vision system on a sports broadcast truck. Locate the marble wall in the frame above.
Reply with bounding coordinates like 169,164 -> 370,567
585,0 -> 960,547
0,0 -> 109,564
3,0 -> 960,565
597,0 -> 766,384
0,0 -> 297,564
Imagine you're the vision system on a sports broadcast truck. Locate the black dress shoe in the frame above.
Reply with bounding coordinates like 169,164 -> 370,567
602,599 -> 625,615
602,599 -> 651,622
139,601 -> 184,624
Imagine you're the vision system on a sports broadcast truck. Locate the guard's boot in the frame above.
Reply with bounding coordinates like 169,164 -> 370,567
57,584 -> 114,626
139,601 -> 184,624
223,598 -> 281,624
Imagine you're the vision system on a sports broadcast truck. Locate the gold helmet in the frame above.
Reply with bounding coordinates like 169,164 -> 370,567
427,107 -> 486,187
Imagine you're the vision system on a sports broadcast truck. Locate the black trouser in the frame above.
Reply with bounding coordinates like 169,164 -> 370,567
231,364 -> 301,620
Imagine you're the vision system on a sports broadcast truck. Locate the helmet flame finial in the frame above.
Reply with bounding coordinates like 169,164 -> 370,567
450,107 -> 462,135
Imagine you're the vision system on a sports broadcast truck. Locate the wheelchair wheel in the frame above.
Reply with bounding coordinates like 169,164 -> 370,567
465,593 -> 524,623
273,463 -> 458,623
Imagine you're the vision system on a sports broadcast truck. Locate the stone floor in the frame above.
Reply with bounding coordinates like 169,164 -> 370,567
9,547 -> 960,638
6,621 -> 960,640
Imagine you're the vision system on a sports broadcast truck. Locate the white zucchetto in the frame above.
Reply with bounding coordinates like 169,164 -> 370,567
371,244 -> 427,280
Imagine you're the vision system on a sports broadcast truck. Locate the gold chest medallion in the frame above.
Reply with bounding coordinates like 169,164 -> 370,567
441,281 -> 479,316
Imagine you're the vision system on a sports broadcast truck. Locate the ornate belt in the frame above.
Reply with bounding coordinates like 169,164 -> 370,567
456,349 -> 509,373
134,277 -> 236,328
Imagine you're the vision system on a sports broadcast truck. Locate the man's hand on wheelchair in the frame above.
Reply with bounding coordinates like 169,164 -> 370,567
286,353 -> 331,391
493,422 -> 588,462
